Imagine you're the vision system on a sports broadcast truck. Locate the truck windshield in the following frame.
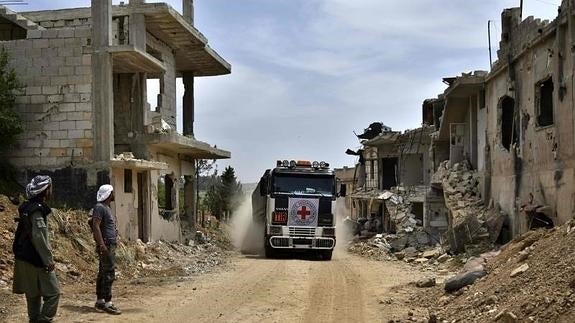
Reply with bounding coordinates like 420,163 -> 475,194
272,174 -> 334,196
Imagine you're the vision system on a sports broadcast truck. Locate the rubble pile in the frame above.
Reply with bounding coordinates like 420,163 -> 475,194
415,223 -> 575,322
433,160 -> 504,252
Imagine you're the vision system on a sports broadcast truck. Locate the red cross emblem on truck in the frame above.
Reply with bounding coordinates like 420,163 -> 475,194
297,206 -> 311,220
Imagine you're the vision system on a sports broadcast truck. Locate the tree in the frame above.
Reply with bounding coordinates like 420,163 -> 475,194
219,166 -> 243,222
194,159 -> 215,226
0,48 -> 23,152
0,48 -> 24,195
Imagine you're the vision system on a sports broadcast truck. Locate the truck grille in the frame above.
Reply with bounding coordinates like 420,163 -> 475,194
270,237 -> 289,247
316,239 -> 334,248
289,227 -> 316,237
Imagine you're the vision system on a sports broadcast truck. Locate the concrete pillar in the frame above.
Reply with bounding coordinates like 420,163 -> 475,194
184,175 -> 196,230
183,72 -> 194,137
129,13 -> 146,51
92,0 -> 114,162
183,0 -> 194,25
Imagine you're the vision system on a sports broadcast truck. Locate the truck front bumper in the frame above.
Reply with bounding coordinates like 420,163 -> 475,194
268,236 -> 335,250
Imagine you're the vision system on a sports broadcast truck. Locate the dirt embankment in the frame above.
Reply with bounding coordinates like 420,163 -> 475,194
412,222 -> 575,322
0,194 -> 232,322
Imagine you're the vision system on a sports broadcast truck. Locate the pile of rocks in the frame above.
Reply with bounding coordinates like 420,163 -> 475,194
433,160 -> 504,253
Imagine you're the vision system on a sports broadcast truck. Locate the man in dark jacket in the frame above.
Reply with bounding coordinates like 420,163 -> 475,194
91,184 -> 121,315
12,175 -> 60,323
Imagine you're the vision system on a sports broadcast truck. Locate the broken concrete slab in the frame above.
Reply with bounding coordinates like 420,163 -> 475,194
510,263 -> 529,277
444,269 -> 487,293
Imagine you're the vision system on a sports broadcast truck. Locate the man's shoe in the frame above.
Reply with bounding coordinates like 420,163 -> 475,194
95,302 -> 106,311
102,304 -> 122,315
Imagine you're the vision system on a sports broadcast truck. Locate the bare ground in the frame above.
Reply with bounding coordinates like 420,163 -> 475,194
3,250 -> 431,323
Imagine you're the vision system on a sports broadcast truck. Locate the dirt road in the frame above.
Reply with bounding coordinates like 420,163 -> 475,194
6,251 -> 429,323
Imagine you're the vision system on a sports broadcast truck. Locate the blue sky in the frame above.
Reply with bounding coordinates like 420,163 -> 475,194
16,0 -> 559,182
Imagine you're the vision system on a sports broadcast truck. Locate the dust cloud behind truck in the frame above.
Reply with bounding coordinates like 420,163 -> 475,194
252,160 -> 345,260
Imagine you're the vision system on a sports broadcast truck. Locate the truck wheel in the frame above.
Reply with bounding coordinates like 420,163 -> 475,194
319,250 -> 333,261
264,245 -> 276,259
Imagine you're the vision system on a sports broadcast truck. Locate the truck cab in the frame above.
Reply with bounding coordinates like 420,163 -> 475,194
252,160 -> 339,260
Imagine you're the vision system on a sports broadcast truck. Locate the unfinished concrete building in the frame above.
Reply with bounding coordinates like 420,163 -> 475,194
2,0 -> 231,242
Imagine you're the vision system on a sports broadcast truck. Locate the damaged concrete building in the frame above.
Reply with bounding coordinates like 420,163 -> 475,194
342,2 -> 575,254
2,0 -> 231,242
345,125 -> 438,245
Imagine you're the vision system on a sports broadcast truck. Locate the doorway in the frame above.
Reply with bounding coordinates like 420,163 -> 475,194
137,172 -> 150,242
381,158 -> 398,190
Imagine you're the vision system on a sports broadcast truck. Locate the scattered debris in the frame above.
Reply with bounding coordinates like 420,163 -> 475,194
509,263 -> 529,278
416,278 -> 436,288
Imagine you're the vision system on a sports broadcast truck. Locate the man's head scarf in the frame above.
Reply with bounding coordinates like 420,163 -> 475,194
26,175 -> 52,199
97,184 -> 114,202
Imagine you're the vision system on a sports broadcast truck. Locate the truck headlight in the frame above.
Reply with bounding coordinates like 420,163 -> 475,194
322,228 -> 335,237
269,226 -> 283,235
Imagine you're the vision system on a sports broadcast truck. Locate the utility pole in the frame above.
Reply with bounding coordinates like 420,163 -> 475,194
488,20 -> 493,68
520,0 -> 524,20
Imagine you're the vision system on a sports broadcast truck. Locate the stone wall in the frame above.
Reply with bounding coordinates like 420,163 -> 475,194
4,26 -> 93,169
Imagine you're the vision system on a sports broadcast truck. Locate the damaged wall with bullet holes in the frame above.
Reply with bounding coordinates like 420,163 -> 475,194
485,3 -> 575,236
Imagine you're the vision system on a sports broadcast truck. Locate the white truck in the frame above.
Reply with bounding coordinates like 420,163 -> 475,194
252,160 -> 345,260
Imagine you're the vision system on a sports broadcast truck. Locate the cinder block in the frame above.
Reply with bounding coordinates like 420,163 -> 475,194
75,138 -> 92,148
64,38 -> 81,47
43,139 -> 60,148
65,56 -> 81,66
40,157 -> 61,167
42,86 -> 60,95
75,102 -> 91,112
50,76 -> 68,86
75,28 -> 91,38
27,86 -> 42,95
27,30 -> 43,39
30,95 -> 46,104
49,39 -> 65,48
58,66 -> 75,76
80,93 -> 90,102
64,93 -> 80,102
52,130 -> 68,139
25,139 -> 41,148
58,47 -> 74,57
58,29 -> 75,39
59,121 -> 75,130
42,47 -> 58,58
49,148 -> 67,157
27,48 -> 43,58
75,120 -> 91,130
33,39 -> 49,49
60,84 -> 74,94
76,84 -> 92,93
83,148 -> 93,160
47,95 -> 63,103
54,20 -> 65,28
49,112 -> 66,122
58,139 -> 72,147
81,54 -> 91,65
66,112 -> 83,120
15,96 -> 30,104
84,129 -> 93,139
68,130 -> 84,139
40,21 -> 54,28
75,66 -> 91,75
42,66 -> 59,76
34,148 -> 51,157
33,57 -> 49,68
59,103 -> 76,112
42,29 -> 59,39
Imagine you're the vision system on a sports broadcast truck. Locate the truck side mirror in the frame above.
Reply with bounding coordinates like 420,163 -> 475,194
259,177 -> 267,196
339,184 -> 346,197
